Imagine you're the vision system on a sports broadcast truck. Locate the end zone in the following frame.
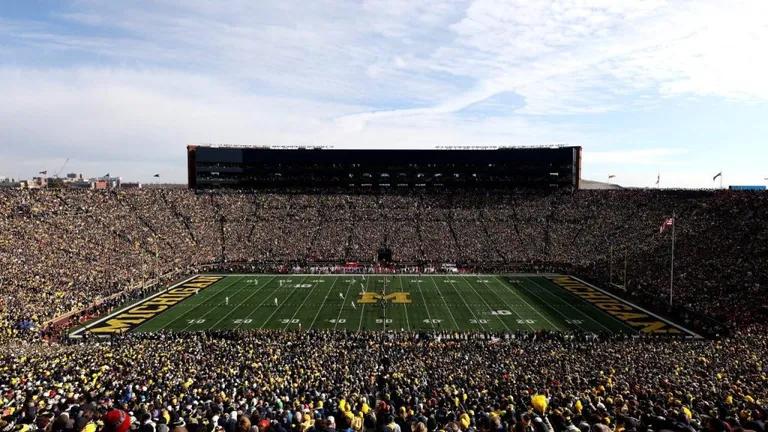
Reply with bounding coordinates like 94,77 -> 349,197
69,275 -> 222,338
552,275 -> 702,338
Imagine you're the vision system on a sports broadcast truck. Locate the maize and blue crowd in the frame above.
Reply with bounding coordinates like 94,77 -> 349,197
0,189 -> 766,432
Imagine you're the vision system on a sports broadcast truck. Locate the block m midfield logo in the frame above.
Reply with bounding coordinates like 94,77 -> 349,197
357,292 -> 412,304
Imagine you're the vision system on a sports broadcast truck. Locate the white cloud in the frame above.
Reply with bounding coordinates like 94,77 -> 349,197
2,0 -> 768,186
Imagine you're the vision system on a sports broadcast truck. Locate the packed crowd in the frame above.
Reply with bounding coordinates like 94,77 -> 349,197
1,328 -> 767,432
1,188 -> 767,432
1,188 -> 766,335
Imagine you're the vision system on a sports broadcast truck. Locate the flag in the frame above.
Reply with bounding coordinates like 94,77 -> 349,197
660,217 -> 674,233
153,173 -> 160,177
104,173 -> 110,178
713,172 -> 722,181
608,174 -> 616,179
39,170 -> 47,175
656,174 -> 660,185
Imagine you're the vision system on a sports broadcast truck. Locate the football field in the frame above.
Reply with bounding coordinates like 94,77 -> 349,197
71,274 -> 699,337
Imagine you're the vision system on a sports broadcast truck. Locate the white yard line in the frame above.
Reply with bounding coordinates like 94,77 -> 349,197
209,275 -> 276,329
258,276 -> 308,328
415,280 -> 436,330
356,276 -> 370,331
428,276 -> 460,330
334,277 -> 356,331
524,276 -> 611,332
397,276 -> 411,331
468,276 -> 533,331
234,277 -> 287,329
178,276 -> 245,331
308,277 -> 340,329
281,275 -> 316,330
492,276 -> 563,331
459,275 -> 511,332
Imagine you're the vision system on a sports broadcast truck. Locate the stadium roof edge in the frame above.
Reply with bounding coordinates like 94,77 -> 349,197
187,143 -> 578,150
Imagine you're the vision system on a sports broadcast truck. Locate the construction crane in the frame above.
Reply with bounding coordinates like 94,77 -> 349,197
54,158 -> 70,178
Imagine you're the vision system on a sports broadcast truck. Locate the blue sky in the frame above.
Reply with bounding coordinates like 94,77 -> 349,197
2,0 -> 768,187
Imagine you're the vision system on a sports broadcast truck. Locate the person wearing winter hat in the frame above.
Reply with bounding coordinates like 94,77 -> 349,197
103,410 -> 132,432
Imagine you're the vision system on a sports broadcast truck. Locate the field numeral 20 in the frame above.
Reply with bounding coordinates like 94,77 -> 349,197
233,319 -> 253,324
186,319 -> 205,324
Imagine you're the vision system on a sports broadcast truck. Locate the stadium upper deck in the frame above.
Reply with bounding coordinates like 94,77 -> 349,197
187,145 -> 582,190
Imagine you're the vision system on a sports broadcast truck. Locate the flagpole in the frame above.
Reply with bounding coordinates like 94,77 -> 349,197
623,248 -> 628,290
609,243 -> 613,286
669,211 -> 675,306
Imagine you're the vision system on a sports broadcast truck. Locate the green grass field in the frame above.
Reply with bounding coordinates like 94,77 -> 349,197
71,274 -> 699,337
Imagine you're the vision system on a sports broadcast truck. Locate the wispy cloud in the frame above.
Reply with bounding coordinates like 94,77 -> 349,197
1,0 -> 768,186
